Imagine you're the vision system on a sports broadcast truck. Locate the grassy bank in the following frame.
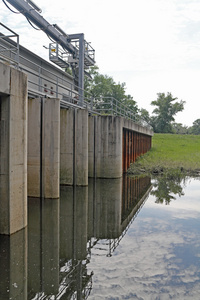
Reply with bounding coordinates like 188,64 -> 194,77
128,134 -> 200,176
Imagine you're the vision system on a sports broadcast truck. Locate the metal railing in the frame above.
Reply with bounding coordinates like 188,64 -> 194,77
0,23 -> 152,129
0,22 -> 19,67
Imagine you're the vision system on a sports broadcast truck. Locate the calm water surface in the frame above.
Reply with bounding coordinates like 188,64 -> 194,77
0,176 -> 200,300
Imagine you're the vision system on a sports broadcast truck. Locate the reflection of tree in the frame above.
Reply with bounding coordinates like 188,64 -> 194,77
151,175 -> 185,205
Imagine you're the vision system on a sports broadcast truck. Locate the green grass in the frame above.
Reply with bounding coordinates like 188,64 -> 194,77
128,134 -> 200,176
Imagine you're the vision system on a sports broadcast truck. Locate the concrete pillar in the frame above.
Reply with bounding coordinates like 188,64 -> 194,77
75,109 -> 88,186
60,109 -> 74,185
88,116 -> 95,178
28,97 -> 60,198
0,63 -> 27,235
90,115 -> 123,179
60,108 -> 88,186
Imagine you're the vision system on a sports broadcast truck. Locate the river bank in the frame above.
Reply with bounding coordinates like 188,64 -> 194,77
128,134 -> 200,177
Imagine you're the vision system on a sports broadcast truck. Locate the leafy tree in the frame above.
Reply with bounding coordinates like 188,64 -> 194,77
189,119 -> 200,135
139,108 -> 152,125
151,92 -> 185,133
172,122 -> 189,134
84,65 -> 139,116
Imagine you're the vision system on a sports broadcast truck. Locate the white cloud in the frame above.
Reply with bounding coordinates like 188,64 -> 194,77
88,178 -> 200,299
1,0 -> 200,126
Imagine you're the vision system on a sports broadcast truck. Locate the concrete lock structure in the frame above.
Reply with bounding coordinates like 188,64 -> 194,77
0,60 -> 153,235
0,62 -> 27,235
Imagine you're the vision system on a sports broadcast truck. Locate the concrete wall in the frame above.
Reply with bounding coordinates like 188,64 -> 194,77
88,115 -> 153,179
28,97 -> 60,198
0,63 -> 27,235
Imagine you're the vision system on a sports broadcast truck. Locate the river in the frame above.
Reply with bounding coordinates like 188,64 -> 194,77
0,176 -> 199,299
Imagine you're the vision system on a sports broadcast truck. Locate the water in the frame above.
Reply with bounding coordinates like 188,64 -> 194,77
0,176 -> 200,300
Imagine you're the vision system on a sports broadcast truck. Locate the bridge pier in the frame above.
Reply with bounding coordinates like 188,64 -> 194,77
0,63 -> 27,235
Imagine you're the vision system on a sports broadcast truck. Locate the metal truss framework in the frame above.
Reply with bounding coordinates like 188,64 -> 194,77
5,0 -> 95,106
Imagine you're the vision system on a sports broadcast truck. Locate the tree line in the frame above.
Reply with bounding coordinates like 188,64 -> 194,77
84,66 -> 200,135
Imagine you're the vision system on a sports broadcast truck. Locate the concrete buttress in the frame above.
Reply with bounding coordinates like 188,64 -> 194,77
0,62 -> 27,235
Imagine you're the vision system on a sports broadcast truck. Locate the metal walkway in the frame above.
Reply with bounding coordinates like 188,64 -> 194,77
0,22 -> 151,128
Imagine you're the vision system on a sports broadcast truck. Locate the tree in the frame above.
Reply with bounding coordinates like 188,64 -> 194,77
172,123 -> 189,134
189,119 -> 200,135
139,108 -> 152,125
84,65 -> 139,116
151,92 -> 185,133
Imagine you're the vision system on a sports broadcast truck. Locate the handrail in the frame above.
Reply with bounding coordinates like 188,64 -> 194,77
0,22 -> 19,67
0,23 -> 152,130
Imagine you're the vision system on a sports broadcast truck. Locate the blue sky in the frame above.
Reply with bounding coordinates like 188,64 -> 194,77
1,0 -> 200,126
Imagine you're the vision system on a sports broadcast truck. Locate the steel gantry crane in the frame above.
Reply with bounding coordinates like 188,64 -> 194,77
4,0 -> 95,106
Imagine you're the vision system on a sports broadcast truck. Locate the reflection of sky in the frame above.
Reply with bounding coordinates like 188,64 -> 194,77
88,178 -> 200,300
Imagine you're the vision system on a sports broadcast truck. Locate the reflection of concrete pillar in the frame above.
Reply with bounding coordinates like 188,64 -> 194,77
28,198 -> 41,295
95,178 -> 122,239
0,63 -> 27,234
28,97 -> 60,198
60,186 -> 74,260
74,187 -> 88,260
87,179 -> 95,239
0,228 -> 27,300
41,199 -> 60,295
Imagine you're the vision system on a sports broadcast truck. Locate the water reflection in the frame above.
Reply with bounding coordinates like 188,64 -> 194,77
0,176 -> 152,299
151,174 -> 185,205
0,228 -> 27,300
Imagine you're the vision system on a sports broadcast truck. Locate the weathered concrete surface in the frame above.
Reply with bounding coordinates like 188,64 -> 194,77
43,98 -> 60,198
0,63 -> 27,235
60,108 -> 88,186
88,115 -> 123,178
27,98 -> 41,197
60,109 -> 74,185
75,109 -> 88,186
88,115 -> 153,179
28,97 -> 60,198
123,118 -> 154,136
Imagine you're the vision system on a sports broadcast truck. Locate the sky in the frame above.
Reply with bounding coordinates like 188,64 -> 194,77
88,178 -> 200,298
1,0 -> 200,126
